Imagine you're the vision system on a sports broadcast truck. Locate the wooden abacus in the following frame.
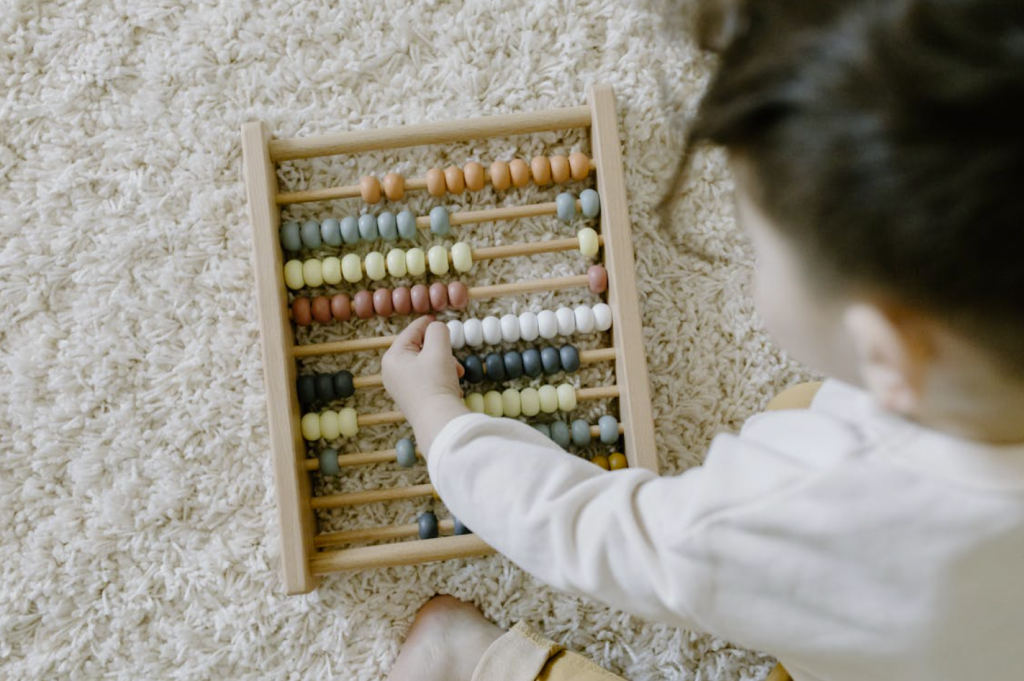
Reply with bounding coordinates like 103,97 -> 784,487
242,84 -> 656,595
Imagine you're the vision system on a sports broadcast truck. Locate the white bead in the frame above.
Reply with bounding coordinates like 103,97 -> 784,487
537,309 -> 558,339
500,314 -> 520,342
482,316 -> 503,345
518,311 -> 539,341
447,320 -> 465,349
574,304 -> 596,333
463,318 -> 484,347
592,303 -> 613,331
555,306 -> 576,336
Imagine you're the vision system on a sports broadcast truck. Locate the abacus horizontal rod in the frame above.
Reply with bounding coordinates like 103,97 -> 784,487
294,335 -> 396,358
471,235 -> 603,262
311,483 -> 435,509
269,105 -> 593,162
414,200 -> 581,229
314,519 -> 456,548
310,534 -> 494,574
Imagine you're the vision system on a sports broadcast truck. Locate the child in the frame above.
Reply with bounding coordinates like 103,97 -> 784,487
381,1 -> 1024,679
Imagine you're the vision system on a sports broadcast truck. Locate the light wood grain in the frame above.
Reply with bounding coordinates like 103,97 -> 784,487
310,535 -> 495,574
314,519 -> 457,547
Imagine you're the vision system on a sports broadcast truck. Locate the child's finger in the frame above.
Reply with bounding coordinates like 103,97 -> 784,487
422,321 -> 454,360
454,357 -> 465,378
392,315 -> 435,352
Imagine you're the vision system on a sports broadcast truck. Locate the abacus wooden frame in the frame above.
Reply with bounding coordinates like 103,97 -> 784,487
242,83 -> 657,595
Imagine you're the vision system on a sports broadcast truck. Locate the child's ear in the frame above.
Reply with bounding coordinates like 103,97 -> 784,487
843,303 -> 934,415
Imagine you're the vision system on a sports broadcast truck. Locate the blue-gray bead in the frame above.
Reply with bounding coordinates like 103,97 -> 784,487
418,511 -> 439,539
396,438 -> 416,468
541,346 -> 561,375
358,214 -> 379,241
532,423 -> 551,439
281,222 -> 302,252
571,419 -> 592,447
503,351 -> 523,379
485,353 -> 505,382
556,192 -> 576,223
321,218 -> 342,246
397,210 -> 418,240
462,355 -> 483,384
319,448 -> 340,476
522,348 -> 542,378
429,206 -> 450,236
297,375 -> 317,406
315,373 -> 336,401
340,216 -> 361,244
333,370 -> 355,399
550,421 -> 571,448
453,516 -> 472,535
378,211 -> 398,241
301,220 -> 322,249
559,345 -> 581,373
598,415 -> 619,445
580,189 -> 600,218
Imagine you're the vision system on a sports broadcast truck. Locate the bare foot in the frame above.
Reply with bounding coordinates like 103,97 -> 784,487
388,595 -> 505,681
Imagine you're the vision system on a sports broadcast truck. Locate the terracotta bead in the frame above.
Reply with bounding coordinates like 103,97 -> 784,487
410,284 -> 431,313
392,286 -> 412,315
444,166 -> 465,195
331,293 -> 351,321
509,159 -> 530,188
373,288 -> 393,317
311,296 -> 332,324
588,264 -> 608,294
447,281 -> 469,310
464,162 -> 485,191
569,152 -> 590,181
550,155 -> 570,183
292,297 -> 312,327
353,290 -> 375,319
490,161 -> 511,191
360,176 -> 382,204
382,172 -> 405,201
429,282 -> 449,312
426,168 -> 447,197
530,156 -> 552,185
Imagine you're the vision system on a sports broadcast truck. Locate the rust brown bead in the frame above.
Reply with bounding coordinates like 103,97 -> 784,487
392,286 -> 412,315
382,172 -> 405,201
550,155 -> 570,183
292,297 -> 312,327
331,293 -> 351,321
509,159 -> 530,188
444,166 -> 465,195
426,168 -> 446,197
353,290 -> 375,319
429,282 -> 448,312
311,296 -> 332,324
569,152 -> 590,181
447,281 -> 469,310
489,161 -> 511,191
373,288 -> 393,317
410,284 -> 431,313
587,264 -> 608,294
464,162 -> 485,191
360,176 -> 382,204
530,156 -> 552,186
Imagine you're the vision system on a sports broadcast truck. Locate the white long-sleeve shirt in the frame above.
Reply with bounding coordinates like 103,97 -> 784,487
427,380 -> 1024,681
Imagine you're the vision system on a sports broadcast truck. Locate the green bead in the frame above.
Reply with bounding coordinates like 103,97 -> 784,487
319,448 -> 340,476
396,438 -> 416,468
599,415 -> 619,445
281,222 -> 302,252
341,216 -> 360,244
378,212 -> 398,241
571,419 -> 592,447
533,423 -> 551,439
301,220 -> 322,249
321,218 -> 342,246
430,206 -> 450,236
358,214 -> 379,241
397,210 -> 418,240
580,189 -> 600,218
550,421 -> 571,448
556,192 -> 576,223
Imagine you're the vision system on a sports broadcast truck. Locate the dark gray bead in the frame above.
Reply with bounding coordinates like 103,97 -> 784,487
340,216 -> 360,244
532,423 -> 551,439
550,421 -> 571,448
541,346 -> 561,375
559,345 -> 581,373
333,370 -> 355,399
315,373 -> 335,401
396,438 -> 416,468
598,415 -> 619,445
485,353 -> 506,382
503,351 -> 524,379
522,348 -> 542,378
300,220 -> 322,249
462,355 -> 483,384
318,448 -> 340,476
418,511 -> 439,539
297,375 -> 317,406
281,222 -> 302,252
321,218 -> 342,246
453,516 -> 472,535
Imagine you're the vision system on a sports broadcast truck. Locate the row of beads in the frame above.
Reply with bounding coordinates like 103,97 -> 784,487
356,153 -> 593,204
298,370 -> 355,407
293,281 -> 471,325
460,345 -> 580,384
416,511 -> 472,539
302,408 -> 358,441
447,303 -> 612,349
533,414 -> 620,447
463,383 -> 579,418
557,190 -> 600,223
281,207 -> 450,252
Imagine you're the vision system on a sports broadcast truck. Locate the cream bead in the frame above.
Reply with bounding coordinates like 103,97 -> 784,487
578,227 -> 600,257
537,310 -> 558,339
284,260 -> 305,290
556,383 -> 577,412
451,242 -> 473,273
501,388 -> 522,418
301,413 -> 321,441
338,407 -> 358,437
518,311 -> 540,341
555,306 -> 576,336
342,253 -> 363,283
520,387 -> 541,417
483,390 -> 504,417
574,304 -> 596,333
302,259 -> 323,288
463,318 -> 484,347
365,251 -> 386,281
428,245 -> 450,275
500,314 -> 520,343
386,249 -> 408,277
538,385 -> 559,414
406,248 -> 427,276
481,316 -> 502,345
465,392 -> 485,413
319,410 -> 340,440
321,256 -> 342,285
593,302 -> 613,331
447,320 -> 465,350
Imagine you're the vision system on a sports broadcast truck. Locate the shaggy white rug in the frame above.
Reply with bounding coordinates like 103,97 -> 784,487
0,0 -> 815,678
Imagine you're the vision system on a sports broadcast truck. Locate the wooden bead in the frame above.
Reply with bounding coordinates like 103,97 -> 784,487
591,454 -> 610,471
426,168 -> 446,196
537,310 -> 557,339
406,248 -> 426,276
519,387 -> 540,416
451,242 -> 473,273
509,159 -> 530,187
339,407 -> 359,437
428,245 -> 450,276
609,453 -> 628,470
555,307 -> 576,336
429,282 -> 448,312
502,388 -> 522,417
593,303 -> 613,331
550,155 -> 570,183
373,288 -> 393,317
538,385 -> 558,414
444,166 -> 465,195
569,152 -> 590,181
556,383 -> 577,411
383,172 -> 405,201
365,251 -> 386,281
588,264 -> 608,294
319,410 -> 340,440
331,293 -> 351,321
292,298 -> 312,327
530,156 -> 552,185
598,415 -> 619,444
463,318 -> 484,347
301,413 -> 321,441
386,248 -> 407,277
489,161 -> 511,190
574,305 -> 596,333
360,176 -> 382,204
284,260 -> 305,290
410,284 -> 431,313
302,259 -> 324,288
448,320 -> 465,349
353,290 -> 374,319
500,314 -> 520,343
396,438 -> 416,468
342,254 -> 363,283
465,392 -> 485,413
464,162 -> 485,191
578,227 -> 600,256
392,286 -> 412,315
322,256 -> 342,285
483,390 -> 503,417
311,296 -> 332,324
418,511 -> 439,539
447,281 -> 469,310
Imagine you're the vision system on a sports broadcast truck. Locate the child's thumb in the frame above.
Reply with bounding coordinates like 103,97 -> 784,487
422,321 -> 453,359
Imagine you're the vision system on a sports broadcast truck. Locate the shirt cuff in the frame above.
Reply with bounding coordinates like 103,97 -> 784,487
426,412 -> 494,490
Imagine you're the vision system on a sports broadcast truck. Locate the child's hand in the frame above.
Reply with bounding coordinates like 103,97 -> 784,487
382,316 -> 470,456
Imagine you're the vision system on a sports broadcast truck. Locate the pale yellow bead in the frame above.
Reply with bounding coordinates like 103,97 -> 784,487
302,259 -> 324,288
386,249 -> 407,277
321,256 -> 342,285
538,385 -> 559,414
428,245 -> 450,276
406,248 -> 426,276
483,390 -> 503,417
365,251 -> 386,281
465,392 -> 485,413
578,227 -> 599,257
342,253 -> 363,283
284,260 -> 305,290
520,387 -> 540,417
501,388 -> 522,418
301,413 -> 321,441
338,407 -> 358,437
556,383 -> 577,412
451,242 -> 473,273
319,410 -> 340,440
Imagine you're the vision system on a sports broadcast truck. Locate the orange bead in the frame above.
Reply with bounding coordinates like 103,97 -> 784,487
509,159 -> 530,188
608,453 -> 627,470
360,176 -> 382,204
550,155 -> 570,183
292,297 -> 312,327
569,152 -> 590,181
464,162 -> 485,191
426,168 -> 446,197
530,156 -> 552,185
382,172 -> 405,201
444,166 -> 465,195
591,455 -> 610,471
490,161 -> 511,191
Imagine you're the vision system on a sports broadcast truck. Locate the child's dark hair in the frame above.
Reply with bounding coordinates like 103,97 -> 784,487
667,0 -> 1024,375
